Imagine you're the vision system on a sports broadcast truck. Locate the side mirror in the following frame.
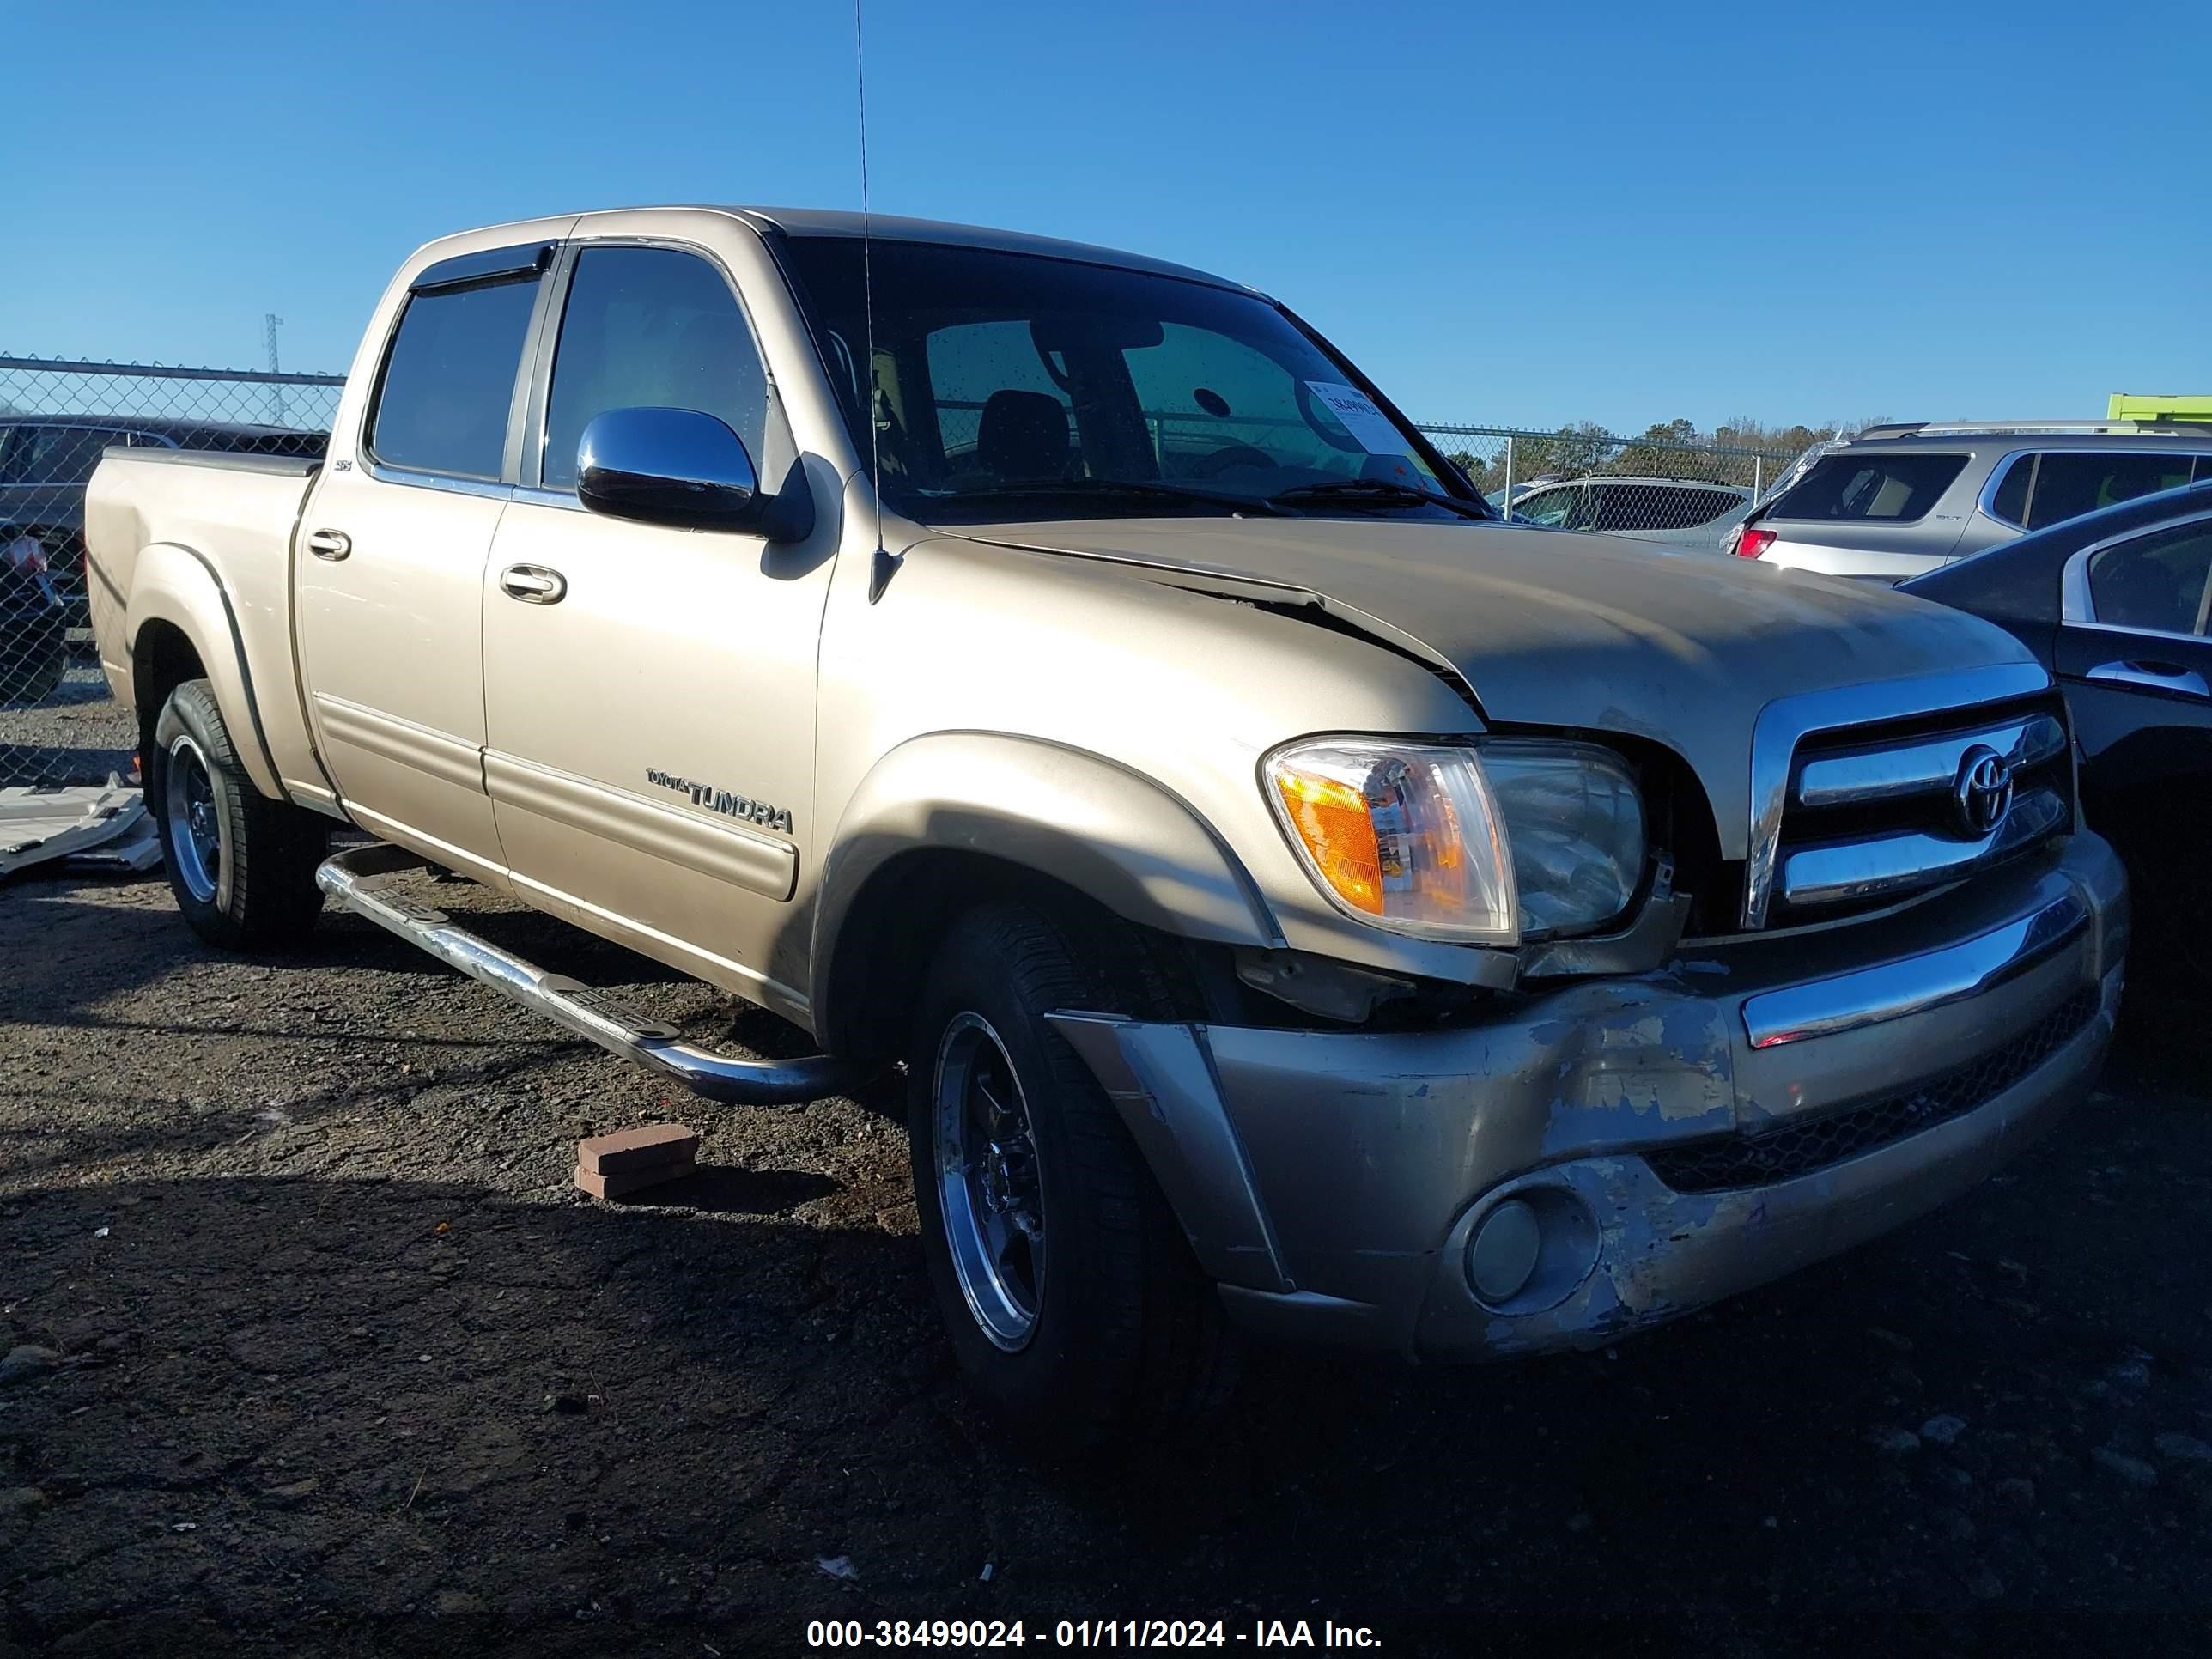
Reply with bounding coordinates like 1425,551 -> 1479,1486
577,407 -> 762,532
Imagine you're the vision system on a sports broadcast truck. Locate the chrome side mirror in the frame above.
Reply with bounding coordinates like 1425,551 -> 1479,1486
576,407 -> 762,532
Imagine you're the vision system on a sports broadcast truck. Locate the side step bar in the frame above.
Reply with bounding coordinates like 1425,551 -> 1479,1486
316,843 -> 872,1105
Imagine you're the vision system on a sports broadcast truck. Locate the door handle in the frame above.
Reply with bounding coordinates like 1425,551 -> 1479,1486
306,528 -> 351,562
499,563 -> 568,605
2087,659 -> 2210,700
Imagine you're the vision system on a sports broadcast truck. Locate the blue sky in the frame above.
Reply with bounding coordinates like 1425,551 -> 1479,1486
10,0 -> 2209,433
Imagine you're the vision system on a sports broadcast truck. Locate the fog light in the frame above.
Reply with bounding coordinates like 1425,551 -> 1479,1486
1466,1198 -> 1542,1304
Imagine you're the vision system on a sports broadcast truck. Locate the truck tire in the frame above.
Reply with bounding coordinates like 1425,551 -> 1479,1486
149,679 -> 328,950
908,901 -> 1238,1450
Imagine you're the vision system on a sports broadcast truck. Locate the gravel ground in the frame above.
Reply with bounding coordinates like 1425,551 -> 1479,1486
3,864 -> 2209,1657
0,650 -> 135,788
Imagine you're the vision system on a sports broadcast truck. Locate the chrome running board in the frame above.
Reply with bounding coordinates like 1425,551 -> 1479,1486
316,843 -> 867,1105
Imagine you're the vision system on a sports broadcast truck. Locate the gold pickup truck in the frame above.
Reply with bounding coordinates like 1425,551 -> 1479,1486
85,207 -> 2128,1446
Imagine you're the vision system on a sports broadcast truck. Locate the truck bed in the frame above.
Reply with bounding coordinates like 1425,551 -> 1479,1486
83,447 -> 325,789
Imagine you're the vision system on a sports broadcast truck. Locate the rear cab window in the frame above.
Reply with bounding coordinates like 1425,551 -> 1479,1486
368,246 -> 548,480
1767,452 -> 1968,524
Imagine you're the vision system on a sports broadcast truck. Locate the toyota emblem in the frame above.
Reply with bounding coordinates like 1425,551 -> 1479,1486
1951,744 -> 2014,838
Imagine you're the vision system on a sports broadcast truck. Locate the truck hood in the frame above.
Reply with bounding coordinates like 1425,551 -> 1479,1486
952,517 -> 2041,854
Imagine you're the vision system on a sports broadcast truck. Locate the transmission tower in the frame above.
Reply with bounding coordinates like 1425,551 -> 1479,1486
264,313 -> 287,426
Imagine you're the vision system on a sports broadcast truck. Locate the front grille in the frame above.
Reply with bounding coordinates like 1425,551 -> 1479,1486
1647,984 -> 2100,1194
1765,692 -> 2074,924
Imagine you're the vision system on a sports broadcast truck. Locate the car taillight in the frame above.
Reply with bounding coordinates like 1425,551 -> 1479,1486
1735,526 -> 1776,560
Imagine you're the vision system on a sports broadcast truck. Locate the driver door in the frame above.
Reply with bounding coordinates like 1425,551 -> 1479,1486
480,236 -> 830,1012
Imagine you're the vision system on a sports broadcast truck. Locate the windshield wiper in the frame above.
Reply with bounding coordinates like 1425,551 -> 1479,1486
1267,480 -> 1492,520
932,478 -> 1284,516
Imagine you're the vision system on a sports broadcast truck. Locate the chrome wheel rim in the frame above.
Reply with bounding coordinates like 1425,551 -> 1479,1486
933,1012 -> 1045,1352
164,732 -> 228,908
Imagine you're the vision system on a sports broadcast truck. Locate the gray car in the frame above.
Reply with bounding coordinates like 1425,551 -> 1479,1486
1509,475 -> 1753,550
1729,422 -> 2212,581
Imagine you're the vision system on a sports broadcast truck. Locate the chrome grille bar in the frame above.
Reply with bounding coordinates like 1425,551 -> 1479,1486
1741,662 -> 2054,929
1794,713 -> 2066,810
1778,787 -> 2069,910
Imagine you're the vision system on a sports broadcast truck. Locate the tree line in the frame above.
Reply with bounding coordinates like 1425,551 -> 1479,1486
1442,416 -> 1869,495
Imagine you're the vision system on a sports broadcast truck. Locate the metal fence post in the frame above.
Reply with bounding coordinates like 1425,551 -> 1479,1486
0,356 -> 345,787
1502,434 -> 1515,511
1753,457 -> 1763,501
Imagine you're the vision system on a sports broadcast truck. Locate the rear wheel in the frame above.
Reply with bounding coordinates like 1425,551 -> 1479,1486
149,679 -> 328,950
908,901 -> 1238,1450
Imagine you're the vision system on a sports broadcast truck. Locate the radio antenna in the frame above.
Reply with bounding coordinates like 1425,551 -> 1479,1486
855,0 -> 896,600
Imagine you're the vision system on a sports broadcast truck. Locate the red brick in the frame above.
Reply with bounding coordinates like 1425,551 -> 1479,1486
574,1161 -> 694,1201
576,1124 -> 699,1179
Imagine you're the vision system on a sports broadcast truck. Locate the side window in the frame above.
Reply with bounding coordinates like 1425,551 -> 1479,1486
1516,486 -> 1577,528
1590,485 -> 1650,532
1987,453 -> 2033,526
2026,451 -> 2197,531
1676,487 -> 1744,528
1769,453 -> 1968,523
368,274 -> 542,480
2086,520 -> 2212,637
21,427 -> 122,485
542,246 -> 770,491
1601,485 -> 1739,531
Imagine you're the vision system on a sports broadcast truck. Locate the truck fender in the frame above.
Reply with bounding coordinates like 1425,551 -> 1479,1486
124,542 -> 286,799
811,731 -> 1283,1030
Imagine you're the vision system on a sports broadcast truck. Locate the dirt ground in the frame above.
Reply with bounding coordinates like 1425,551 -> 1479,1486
3,866 -> 2209,1657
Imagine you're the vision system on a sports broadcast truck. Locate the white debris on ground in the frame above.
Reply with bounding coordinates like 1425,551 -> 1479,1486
0,781 -> 160,878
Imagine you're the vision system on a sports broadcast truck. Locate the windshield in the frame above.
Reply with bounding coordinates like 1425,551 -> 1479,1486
776,234 -> 1485,525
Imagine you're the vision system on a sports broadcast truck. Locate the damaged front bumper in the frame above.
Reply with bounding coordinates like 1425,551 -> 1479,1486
1048,832 -> 2128,1362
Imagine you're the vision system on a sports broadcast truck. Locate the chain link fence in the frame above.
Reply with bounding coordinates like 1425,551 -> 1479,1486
1416,422 -> 1795,543
1,357 -> 341,787
0,352 -> 1807,790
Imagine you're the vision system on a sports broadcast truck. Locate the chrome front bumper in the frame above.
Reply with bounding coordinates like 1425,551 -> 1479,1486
1049,832 -> 2128,1362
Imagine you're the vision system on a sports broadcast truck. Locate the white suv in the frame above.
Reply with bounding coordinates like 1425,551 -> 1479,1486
1728,422 -> 2212,581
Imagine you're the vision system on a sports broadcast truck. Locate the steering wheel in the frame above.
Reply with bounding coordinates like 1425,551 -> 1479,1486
1187,443 -> 1279,480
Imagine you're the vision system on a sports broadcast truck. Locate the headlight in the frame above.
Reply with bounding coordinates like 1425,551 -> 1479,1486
1263,737 -> 1645,945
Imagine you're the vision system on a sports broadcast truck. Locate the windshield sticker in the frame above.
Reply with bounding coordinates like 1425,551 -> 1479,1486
1305,381 -> 1406,454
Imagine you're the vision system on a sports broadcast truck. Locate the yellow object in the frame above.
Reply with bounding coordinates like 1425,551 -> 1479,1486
1272,768 -> 1384,914
2107,392 -> 2212,425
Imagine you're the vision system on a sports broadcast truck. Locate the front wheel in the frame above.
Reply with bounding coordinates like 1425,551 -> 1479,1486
149,679 -> 328,950
908,902 -> 1237,1450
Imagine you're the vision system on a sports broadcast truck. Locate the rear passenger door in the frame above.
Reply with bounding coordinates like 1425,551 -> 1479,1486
480,234 -> 829,1012
296,240 -> 557,880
